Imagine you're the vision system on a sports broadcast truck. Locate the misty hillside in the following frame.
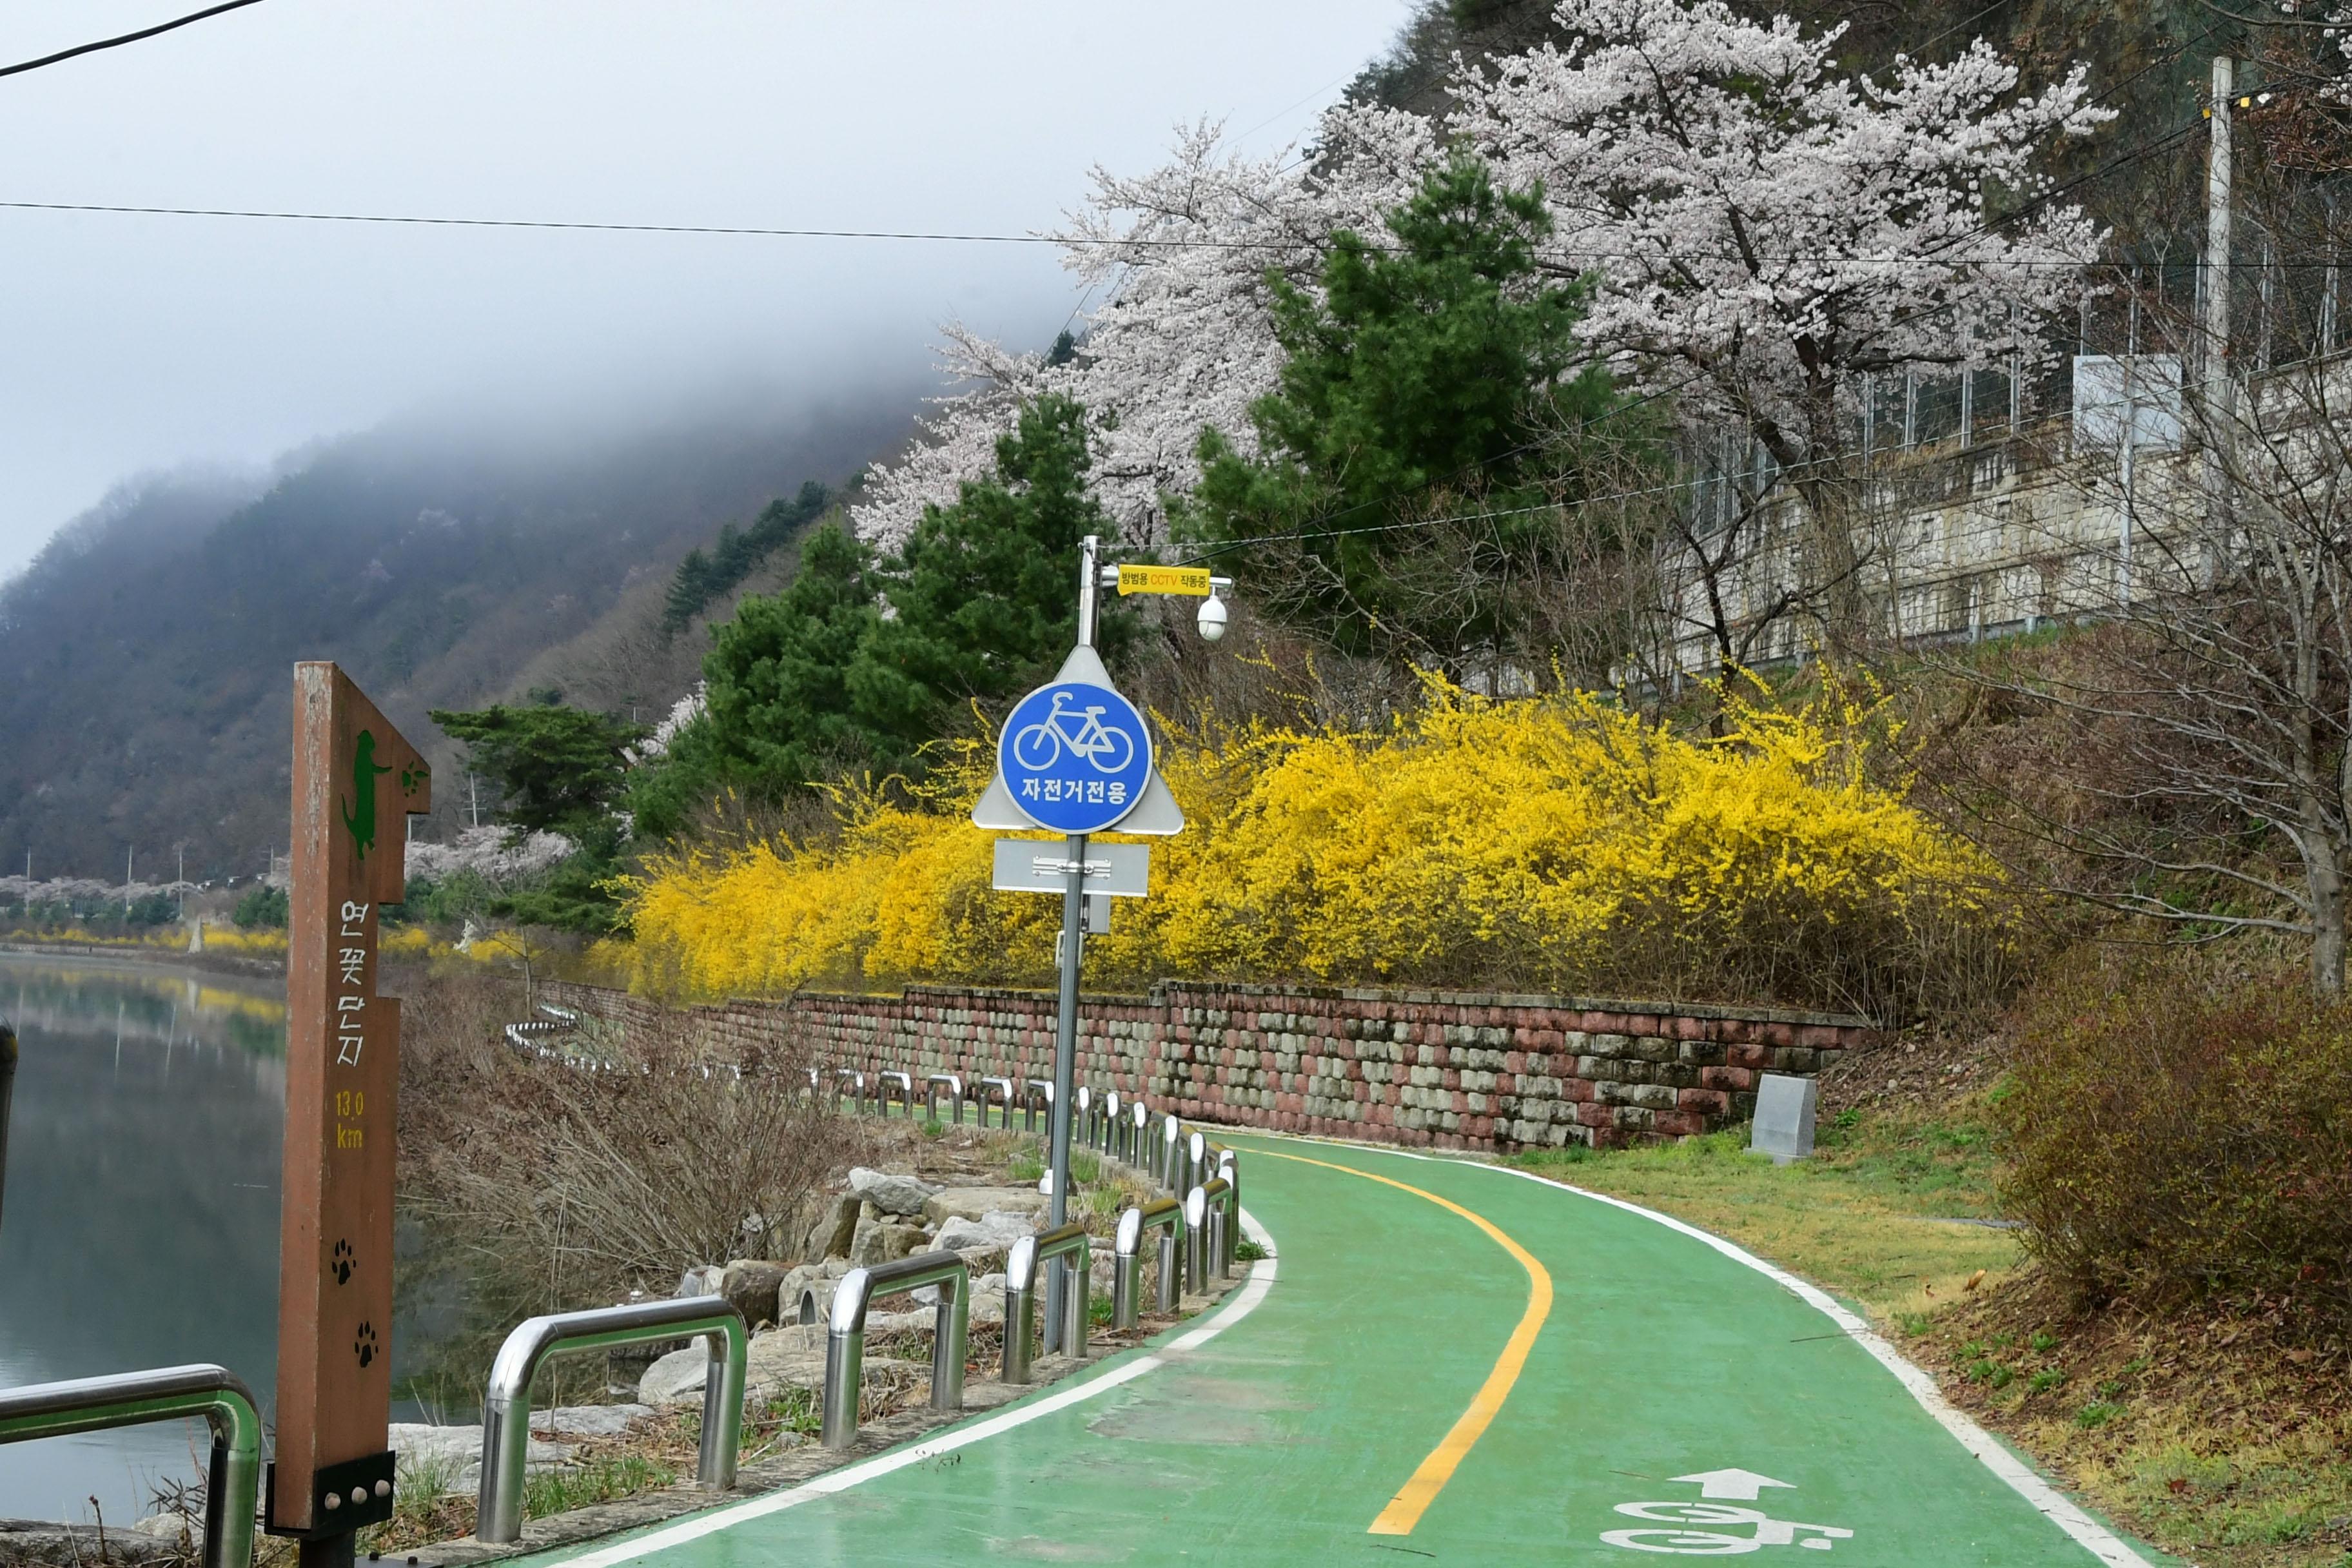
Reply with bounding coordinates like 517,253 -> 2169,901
0,395 -> 913,879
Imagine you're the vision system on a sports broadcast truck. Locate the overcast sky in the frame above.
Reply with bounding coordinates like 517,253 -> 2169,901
0,1 -> 1411,578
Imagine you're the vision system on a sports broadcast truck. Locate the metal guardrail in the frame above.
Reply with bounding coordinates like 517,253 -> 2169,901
0,1364 -> 261,1568
1155,1113 -> 1180,1184
821,1251 -> 970,1449
1216,1148 -> 1242,1273
1128,1100 -> 1148,1166
1112,1197 -> 1184,1329
1003,1220 -> 1091,1380
476,1297 -> 747,1544
834,1067 -> 866,1115
1073,1084 -> 1093,1150
1023,1077 -> 1052,1132
1185,1130 -> 1209,1198
977,1075 -> 1014,1128
1184,1177 -> 1235,1295
878,1070 -> 914,1116
925,1072 -> 963,1124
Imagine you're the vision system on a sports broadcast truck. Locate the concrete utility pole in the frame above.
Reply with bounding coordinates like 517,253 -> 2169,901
2202,56 -> 2235,542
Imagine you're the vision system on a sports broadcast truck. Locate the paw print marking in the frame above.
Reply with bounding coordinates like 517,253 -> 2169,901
331,1239 -> 355,1286
353,1321 -> 378,1369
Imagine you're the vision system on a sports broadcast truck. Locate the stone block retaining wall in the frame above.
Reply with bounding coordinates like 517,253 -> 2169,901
538,979 -> 1876,1153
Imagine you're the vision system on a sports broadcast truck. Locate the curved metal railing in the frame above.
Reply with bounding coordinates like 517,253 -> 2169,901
1112,1197 -> 1184,1329
877,1070 -> 914,1117
476,1297 -> 747,1543
821,1251 -> 970,1449
0,1364 -> 262,1568
977,1075 -> 1014,1128
1003,1220 -> 1092,1382
924,1072 -> 963,1125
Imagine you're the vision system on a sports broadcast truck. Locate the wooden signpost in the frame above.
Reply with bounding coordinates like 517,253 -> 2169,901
268,663 -> 431,1563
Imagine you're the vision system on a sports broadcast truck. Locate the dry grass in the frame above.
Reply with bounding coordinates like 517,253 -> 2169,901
396,968 -> 868,1312
1912,1275 -> 2352,1567
1508,1092 -> 2024,1322
1509,1030 -> 2352,1566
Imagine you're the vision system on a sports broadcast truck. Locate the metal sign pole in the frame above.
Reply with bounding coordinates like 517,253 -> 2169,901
1043,831 -> 1086,1351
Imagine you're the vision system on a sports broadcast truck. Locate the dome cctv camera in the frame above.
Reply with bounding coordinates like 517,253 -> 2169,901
1197,593 -> 1228,643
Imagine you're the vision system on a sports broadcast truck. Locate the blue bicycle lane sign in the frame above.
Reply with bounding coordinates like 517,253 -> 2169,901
997,679 -> 1154,835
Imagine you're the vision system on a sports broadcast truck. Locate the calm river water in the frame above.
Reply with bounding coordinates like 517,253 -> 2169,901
0,953 -> 454,1527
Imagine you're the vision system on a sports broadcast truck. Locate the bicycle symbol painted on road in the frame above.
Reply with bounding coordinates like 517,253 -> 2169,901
1010,689 -> 1137,775
1602,1502 -> 1854,1555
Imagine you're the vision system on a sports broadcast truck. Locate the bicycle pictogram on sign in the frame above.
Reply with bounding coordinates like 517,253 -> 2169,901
1010,689 -> 1137,775
995,678 -> 1154,836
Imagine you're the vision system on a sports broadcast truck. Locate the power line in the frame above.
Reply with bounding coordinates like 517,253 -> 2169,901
0,0 -> 268,81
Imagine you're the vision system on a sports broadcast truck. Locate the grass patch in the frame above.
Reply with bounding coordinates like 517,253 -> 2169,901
1505,1103 -> 2021,1320
524,1454 -> 678,1518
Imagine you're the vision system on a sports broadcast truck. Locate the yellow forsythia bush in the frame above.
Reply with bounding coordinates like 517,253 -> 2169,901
620,681 -> 2014,1019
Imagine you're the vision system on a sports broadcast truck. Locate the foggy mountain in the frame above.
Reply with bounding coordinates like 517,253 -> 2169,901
0,389 -> 916,880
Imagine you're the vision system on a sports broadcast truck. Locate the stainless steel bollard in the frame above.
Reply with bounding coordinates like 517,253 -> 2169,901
879,1070 -> 913,1116
979,1075 -> 1014,1128
1003,1221 -> 1092,1380
1130,1100 -> 1149,1166
1217,1149 -> 1242,1272
821,1251 -> 970,1449
1182,1185 -> 1209,1296
1101,1090 -> 1121,1155
1025,1078 -> 1054,1133
1187,1130 -> 1208,1200
1157,1113 -> 1181,1188
925,1072 -> 963,1124
1113,1196 -> 1184,1329
479,1297 -> 747,1543
1075,1084 -> 1093,1152
1198,1175 -> 1234,1281
0,1364 -> 262,1568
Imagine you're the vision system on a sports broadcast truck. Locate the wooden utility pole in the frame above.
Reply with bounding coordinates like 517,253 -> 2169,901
266,663 -> 430,1566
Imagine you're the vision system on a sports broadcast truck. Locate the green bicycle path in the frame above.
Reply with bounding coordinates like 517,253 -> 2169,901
516,1135 -> 2164,1566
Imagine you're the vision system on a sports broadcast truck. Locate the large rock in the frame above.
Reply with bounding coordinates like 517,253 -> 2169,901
849,1219 -> 927,1268
639,1347 -> 714,1406
915,1271 -> 1008,1328
849,1166 -> 938,1217
802,1193 -> 861,1261
720,1259 -> 789,1328
676,1262 -> 723,1299
388,1421 -> 571,1493
778,1259 -> 850,1326
922,1186 -> 1050,1226
530,1404 -> 652,1438
936,1211 -> 1035,1254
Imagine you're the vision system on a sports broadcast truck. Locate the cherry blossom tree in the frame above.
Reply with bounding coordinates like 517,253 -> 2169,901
1449,0 -> 2112,643
854,0 -> 2115,656
852,116 -> 1430,553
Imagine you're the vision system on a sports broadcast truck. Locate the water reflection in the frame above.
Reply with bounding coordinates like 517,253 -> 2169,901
0,956 -> 290,1525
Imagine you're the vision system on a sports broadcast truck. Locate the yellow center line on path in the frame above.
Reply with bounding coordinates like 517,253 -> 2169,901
1250,1148 -> 1553,1536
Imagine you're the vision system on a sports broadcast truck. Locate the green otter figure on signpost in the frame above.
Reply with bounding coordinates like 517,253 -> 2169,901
342,730 -> 395,861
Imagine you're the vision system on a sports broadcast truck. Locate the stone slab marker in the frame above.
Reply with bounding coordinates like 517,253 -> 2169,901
269,663 -> 431,1562
1749,1072 -> 1818,1165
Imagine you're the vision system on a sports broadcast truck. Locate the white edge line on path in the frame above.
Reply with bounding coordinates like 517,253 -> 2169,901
1249,1132 -> 2154,1568
547,1210 -> 1280,1568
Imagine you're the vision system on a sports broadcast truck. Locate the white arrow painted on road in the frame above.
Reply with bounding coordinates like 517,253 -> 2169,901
1670,1469 -> 1796,1502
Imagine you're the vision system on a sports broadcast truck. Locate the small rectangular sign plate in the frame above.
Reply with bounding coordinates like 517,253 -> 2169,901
992,839 -> 1150,897
1115,564 -> 1211,597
